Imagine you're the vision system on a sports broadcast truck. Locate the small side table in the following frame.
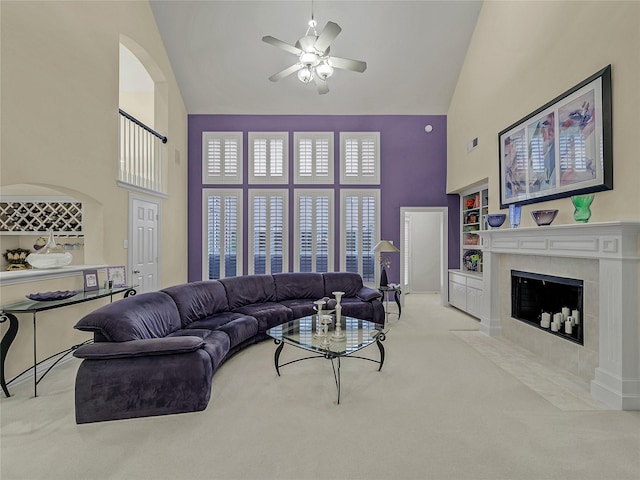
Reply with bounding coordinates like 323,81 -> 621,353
378,285 -> 402,320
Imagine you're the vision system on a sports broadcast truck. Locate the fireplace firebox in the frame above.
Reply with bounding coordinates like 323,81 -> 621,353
511,270 -> 583,345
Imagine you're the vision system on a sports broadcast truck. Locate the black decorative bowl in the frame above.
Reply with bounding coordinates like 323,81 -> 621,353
486,213 -> 506,228
531,209 -> 559,226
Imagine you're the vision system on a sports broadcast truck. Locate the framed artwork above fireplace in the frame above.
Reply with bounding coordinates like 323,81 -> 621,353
498,65 -> 613,208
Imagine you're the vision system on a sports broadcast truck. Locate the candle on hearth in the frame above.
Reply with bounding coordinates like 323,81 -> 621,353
541,312 -> 551,328
562,307 -> 570,320
565,318 -> 573,334
572,309 -> 580,324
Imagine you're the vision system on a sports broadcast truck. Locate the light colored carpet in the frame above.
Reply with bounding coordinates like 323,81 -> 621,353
1,294 -> 639,480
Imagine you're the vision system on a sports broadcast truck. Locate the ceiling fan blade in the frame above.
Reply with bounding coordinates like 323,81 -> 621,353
314,76 -> 329,95
269,64 -> 303,82
262,35 -> 302,55
314,21 -> 341,53
328,56 -> 367,73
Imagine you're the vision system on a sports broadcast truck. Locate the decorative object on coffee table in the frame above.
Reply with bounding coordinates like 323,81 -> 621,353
531,209 -> 559,226
25,230 -> 72,269
571,194 -> 595,222
331,291 -> 345,341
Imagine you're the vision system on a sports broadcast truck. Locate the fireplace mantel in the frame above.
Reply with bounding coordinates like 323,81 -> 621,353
478,221 -> 640,410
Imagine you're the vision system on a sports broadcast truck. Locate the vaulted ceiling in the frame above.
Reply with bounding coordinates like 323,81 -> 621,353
150,1 -> 482,115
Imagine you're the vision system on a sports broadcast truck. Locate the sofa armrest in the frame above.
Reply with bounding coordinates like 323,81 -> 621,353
356,286 -> 383,302
73,336 -> 205,360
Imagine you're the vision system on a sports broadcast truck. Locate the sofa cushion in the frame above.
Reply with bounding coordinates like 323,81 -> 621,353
216,316 -> 259,349
219,275 -> 276,310
188,311 -> 248,331
168,328 -> 231,370
337,297 -> 380,324
232,302 -> 292,332
273,272 -> 325,301
161,281 -> 229,327
279,299 -> 316,319
74,291 -> 181,342
322,272 -> 364,298
73,336 -> 205,360
356,286 -> 383,301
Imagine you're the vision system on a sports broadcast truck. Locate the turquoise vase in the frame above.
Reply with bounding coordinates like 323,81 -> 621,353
571,194 -> 595,223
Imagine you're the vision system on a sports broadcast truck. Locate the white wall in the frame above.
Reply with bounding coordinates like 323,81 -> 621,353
447,1 -> 640,225
0,1 -> 188,380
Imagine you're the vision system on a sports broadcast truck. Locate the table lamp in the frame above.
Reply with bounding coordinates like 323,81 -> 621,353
373,240 -> 400,287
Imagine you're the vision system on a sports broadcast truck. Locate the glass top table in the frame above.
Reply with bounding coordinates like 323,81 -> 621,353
0,286 -> 137,397
266,315 -> 388,404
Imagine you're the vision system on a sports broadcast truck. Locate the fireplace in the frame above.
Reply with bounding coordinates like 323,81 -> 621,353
511,270 -> 583,345
478,222 -> 640,410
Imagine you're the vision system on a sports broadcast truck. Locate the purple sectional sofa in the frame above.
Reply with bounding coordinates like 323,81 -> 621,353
72,272 -> 384,423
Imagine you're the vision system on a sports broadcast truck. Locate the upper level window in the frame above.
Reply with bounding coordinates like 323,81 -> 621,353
293,132 -> 334,184
249,132 -> 288,184
340,132 -> 380,185
202,132 -> 243,184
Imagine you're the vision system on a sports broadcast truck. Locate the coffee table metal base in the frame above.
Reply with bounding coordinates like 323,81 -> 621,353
272,333 -> 386,404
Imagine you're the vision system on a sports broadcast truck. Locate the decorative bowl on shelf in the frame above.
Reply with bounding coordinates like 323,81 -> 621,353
486,213 -> 506,228
530,209 -> 559,226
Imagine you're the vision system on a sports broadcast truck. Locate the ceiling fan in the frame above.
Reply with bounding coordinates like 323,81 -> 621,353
262,8 -> 367,95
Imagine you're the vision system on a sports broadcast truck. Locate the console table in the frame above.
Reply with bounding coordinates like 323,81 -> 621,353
0,286 -> 136,397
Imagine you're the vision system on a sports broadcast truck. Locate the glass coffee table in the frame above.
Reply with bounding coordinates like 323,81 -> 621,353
266,315 -> 387,404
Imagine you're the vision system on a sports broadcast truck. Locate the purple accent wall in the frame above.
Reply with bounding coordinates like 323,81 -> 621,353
188,115 -> 460,282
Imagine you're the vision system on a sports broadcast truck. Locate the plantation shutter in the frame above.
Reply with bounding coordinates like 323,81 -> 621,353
340,133 -> 380,184
341,189 -> 379,284
204,190 -> 242,279
249,133 -> 288,184
249,190 -> 287,274
202,132 -> 242,184
295,190 -> 333,273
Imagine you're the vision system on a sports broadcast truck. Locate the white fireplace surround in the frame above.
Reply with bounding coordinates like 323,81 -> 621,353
478,222 -> 640,410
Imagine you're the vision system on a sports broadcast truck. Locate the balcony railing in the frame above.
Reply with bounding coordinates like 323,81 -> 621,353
118,109 -> 168,195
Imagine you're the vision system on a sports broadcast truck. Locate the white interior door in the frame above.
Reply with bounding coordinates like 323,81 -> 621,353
130,195 -> 159,293
400,207 -> 448,305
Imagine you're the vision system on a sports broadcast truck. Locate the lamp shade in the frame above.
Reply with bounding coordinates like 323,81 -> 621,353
373,240 -> 399,253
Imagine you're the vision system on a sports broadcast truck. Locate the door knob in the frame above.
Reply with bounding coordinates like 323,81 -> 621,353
133,270 -> 140,274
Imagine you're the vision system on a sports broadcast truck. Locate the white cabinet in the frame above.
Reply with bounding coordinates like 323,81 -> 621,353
448,270 -> 483,320
449,183 -> 488,319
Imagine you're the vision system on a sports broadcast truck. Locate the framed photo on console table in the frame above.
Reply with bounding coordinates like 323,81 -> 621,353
83,269 -> 99,292
107,265 -> 127,288
498,65 -> 612,208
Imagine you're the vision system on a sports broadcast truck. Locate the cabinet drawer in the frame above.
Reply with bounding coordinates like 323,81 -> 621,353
467,277 -> 484,290
449,272 -> 467,286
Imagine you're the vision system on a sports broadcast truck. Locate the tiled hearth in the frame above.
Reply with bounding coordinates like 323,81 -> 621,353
478,222 -> 640,410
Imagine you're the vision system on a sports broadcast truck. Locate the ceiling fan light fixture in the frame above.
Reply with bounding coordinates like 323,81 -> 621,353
299,51 -> 319,66
316,61 -> 334,79
297,66 -> 314,84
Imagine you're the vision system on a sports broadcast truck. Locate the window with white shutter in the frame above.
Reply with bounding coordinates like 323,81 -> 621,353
202,189 -> 243,280
202,132 -> 243,184
340,132 -> 380,184
248,132 -> 288,184
248,189 -> 288,274
340,189 -> 380,284
293,132 -> 334,184
294,189 -> 334,273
